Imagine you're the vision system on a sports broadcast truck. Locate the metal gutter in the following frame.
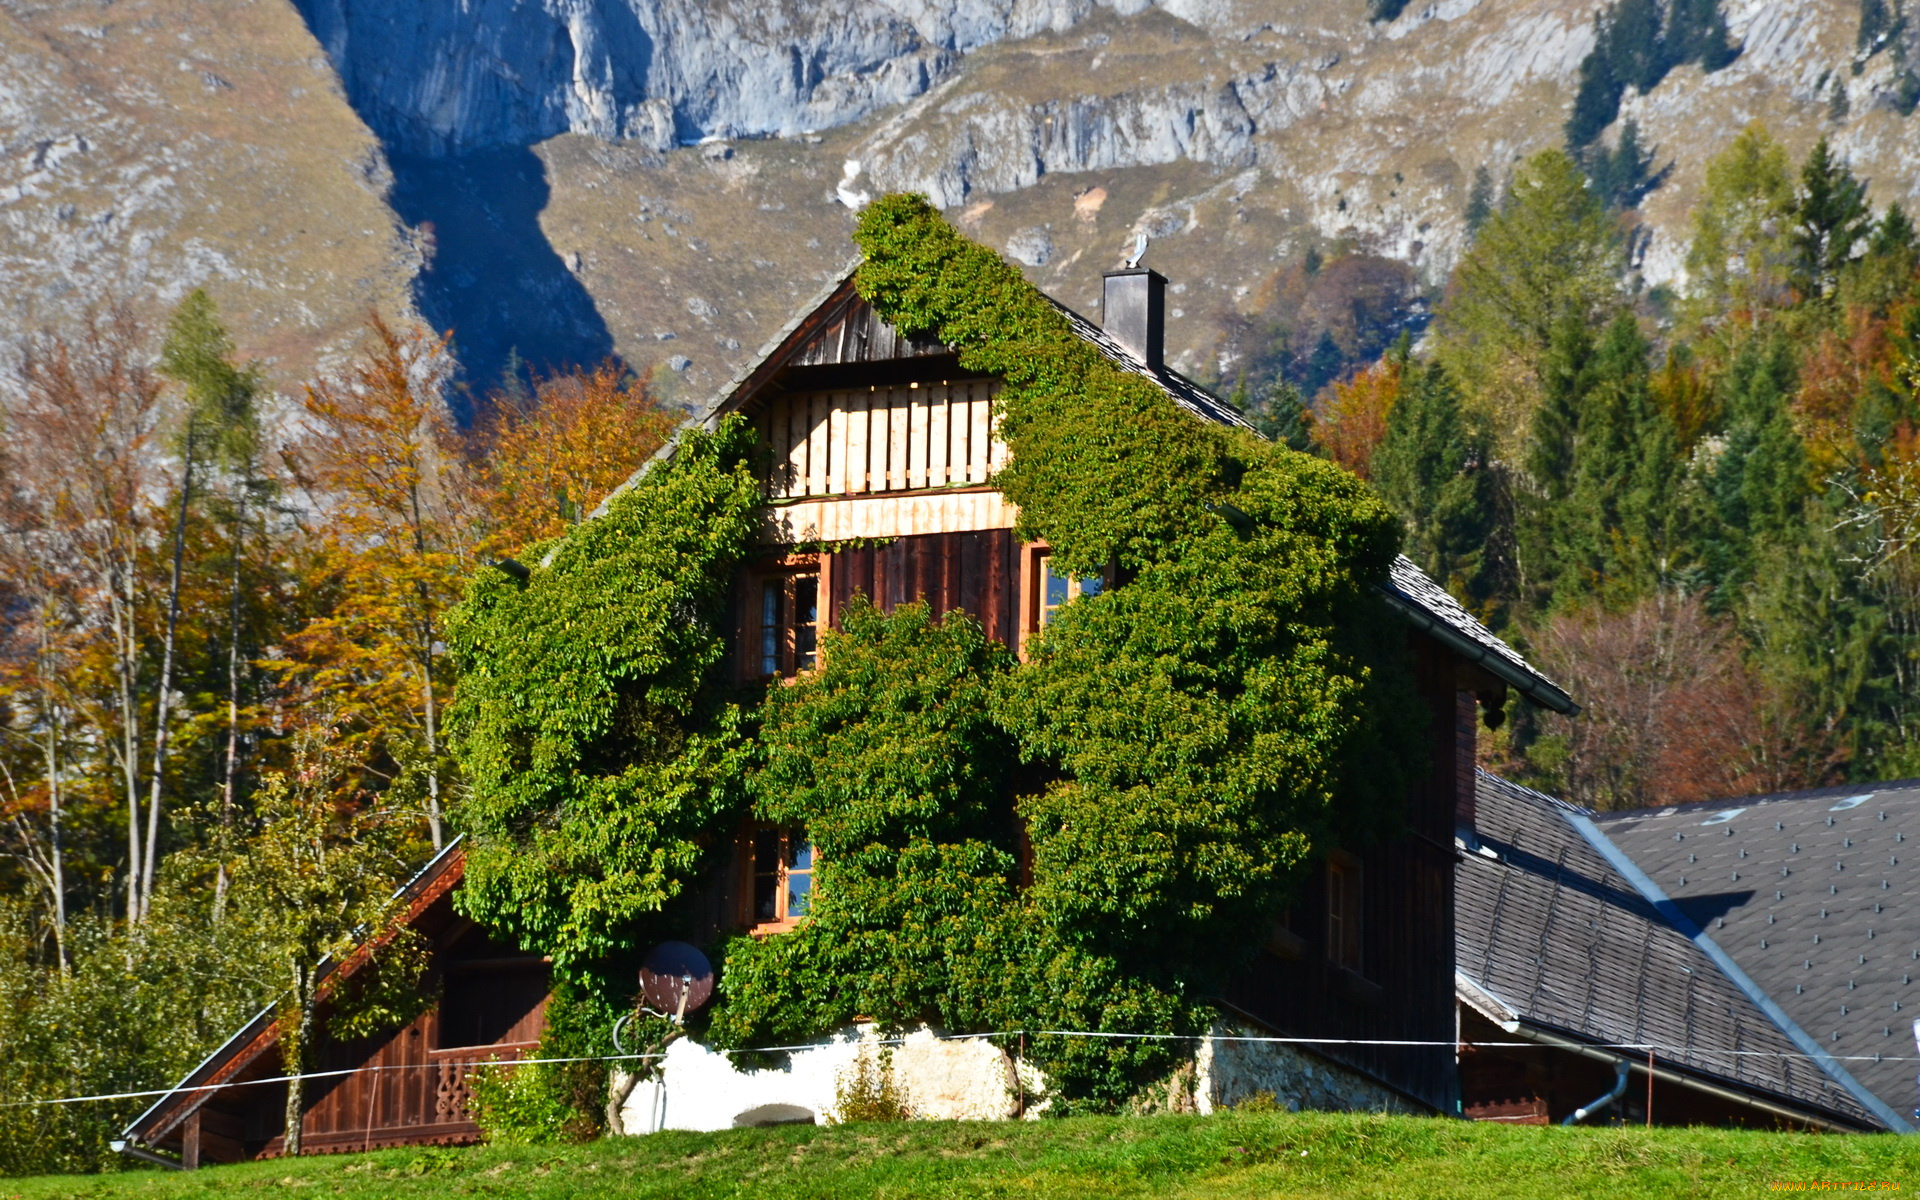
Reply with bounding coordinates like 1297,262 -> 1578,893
1478,1015 -> 1868,1133
1563,811 -> 1913,1133
1377,585 -> 1578,716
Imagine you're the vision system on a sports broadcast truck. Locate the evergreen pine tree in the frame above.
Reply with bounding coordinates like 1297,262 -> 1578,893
1667,0 -> 1740,71
1464,166 -> 1497,234
1607,0 -> 1666,91
1701,335 -> 1808,601
1585,119 -> 1659,210
1566,23 -> 1626,149
1859,0 -> 1897,53
1250,379 -> 1314,452
1791,137 -> 1872,299
1296,329 -> 1346,397
1563,312 -> 1681,598
1371,361 -> 1497,603
1528,312 -> 1592,503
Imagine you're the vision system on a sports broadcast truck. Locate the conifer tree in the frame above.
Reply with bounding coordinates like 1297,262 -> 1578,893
1584,119 -> 1660,210
1700,335 -> 1809,601
1607,0 -> 1666,92
1667,0 -> 1739,70
1464,166 -> 1497,234
1565,19 -> 1626,150
1436,148 -> 1624,457
1370,361 -> 1497,603
1563,312 -> 1681,599
1686,124 -> 1797,318
1791,138 -> 1872,299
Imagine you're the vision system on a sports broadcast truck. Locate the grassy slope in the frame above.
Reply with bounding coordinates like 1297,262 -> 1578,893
6,1113 -> 1914,1199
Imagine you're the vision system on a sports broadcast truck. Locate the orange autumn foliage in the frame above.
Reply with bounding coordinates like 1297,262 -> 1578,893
470,360 -> 678,559
282,316 -> 473,844
1311,356 -> 1402,480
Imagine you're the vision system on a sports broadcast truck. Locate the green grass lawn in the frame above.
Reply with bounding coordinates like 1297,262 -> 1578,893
5,1112 -> 1916,1199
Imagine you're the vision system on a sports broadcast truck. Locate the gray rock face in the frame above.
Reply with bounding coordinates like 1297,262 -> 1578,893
295,0 -> 1131,154
857,70 -> 1282,208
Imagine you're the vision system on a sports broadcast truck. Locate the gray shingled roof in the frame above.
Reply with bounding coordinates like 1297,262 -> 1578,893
1599,781 -> 1920,1129
1460,772 -> 1884,1128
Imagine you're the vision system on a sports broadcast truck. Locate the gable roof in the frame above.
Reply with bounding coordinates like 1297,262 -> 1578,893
1598,779 -> 1920,1130
118,839 -> 468,1152
1459,771 -> 1895,1130
590,264 -> 1572,715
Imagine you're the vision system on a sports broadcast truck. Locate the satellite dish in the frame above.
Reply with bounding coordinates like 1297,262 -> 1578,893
639,941 -> 713,1022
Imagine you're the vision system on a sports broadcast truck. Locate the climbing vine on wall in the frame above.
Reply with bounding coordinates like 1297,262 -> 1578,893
446,195 -> 1426,1114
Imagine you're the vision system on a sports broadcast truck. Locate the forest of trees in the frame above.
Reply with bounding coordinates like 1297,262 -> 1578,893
0,305 -> 674,1171
1252,128 -> 1920,815
6,112 -> 1920,1172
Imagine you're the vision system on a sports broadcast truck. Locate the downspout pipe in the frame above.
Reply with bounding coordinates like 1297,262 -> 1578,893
1562,1059 -> 1630,1125
1488,1020 -> 1866,1133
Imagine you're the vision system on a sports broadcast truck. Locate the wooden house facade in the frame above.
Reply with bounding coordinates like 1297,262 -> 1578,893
604,263 -> 1581,1114
116,843 -> 551,1167
121,260 -> 1582,1161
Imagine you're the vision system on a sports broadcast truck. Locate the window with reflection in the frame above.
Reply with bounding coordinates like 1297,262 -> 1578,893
1035,553 -> 1102,629
748,825 -> 814,931
749,571 -> 819,679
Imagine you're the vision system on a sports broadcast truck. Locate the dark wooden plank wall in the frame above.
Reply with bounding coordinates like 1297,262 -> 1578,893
790,295 -> 948,367
179,894 -> 549,1162
1223,633 -> 1467,1113
827,529 -> 1021,647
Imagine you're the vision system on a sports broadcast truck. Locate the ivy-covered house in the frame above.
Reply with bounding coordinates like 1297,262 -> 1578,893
450,197 -> 1576,1131
123,198 -> 1582,1159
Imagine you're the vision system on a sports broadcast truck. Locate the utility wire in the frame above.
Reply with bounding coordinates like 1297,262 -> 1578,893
9,1029 -> 1920,1109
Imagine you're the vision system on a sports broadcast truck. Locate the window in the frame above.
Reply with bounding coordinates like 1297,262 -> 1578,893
1326,854 -> 1363,972
1034,553 -> 1102,629
749,571 -> 819,679
748,825 -> 814,931
438,963 -> 549,1048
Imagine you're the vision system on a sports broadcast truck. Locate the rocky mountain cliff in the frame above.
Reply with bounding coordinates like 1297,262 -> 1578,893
3,0 -> 1917,401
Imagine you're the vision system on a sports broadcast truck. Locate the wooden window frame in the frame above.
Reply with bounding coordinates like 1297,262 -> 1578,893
739,822 -> 815,935
739,554 -> 824,682
1018,543 -> 1107,658
1326,851 -> 1363,973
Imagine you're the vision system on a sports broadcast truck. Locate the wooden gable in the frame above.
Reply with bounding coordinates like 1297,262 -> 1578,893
119,845 -> 551,1167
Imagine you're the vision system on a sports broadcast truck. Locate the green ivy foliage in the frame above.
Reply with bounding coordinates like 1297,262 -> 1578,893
444,419 -> 763,974
710,599 -> 1023,1049
448,195 -> 1427,1114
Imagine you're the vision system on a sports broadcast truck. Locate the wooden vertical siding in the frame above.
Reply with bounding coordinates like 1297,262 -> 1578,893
137,874 -> 552,1165
756,382 -> 1006,500
826,529 -> 1021,647
1222,632 -> 1465,1113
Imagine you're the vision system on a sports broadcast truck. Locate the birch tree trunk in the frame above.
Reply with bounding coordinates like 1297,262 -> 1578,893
214,483 -> 246,923
282,962 -> 316,1158
142,427 -> 196,917
39,626 -> 66,972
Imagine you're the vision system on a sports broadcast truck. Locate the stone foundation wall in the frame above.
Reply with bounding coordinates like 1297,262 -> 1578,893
616,1018 -> 1421,1134
1194,1021 -> 1427,1116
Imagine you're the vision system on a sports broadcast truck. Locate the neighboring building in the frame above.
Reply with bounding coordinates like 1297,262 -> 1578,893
1596,780 -> 1920,1130
1456,772 -> 1892,1131
116,843 -> 551,1167
608,261 -> 1575,1129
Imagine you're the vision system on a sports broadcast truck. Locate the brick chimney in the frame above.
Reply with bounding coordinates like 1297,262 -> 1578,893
1101,268 -> 1166,370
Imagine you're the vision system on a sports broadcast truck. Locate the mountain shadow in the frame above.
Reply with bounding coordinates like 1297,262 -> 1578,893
388,150 -> 615,409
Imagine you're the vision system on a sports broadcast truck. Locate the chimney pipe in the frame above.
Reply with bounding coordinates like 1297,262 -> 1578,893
1102,268 -> 1166,370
